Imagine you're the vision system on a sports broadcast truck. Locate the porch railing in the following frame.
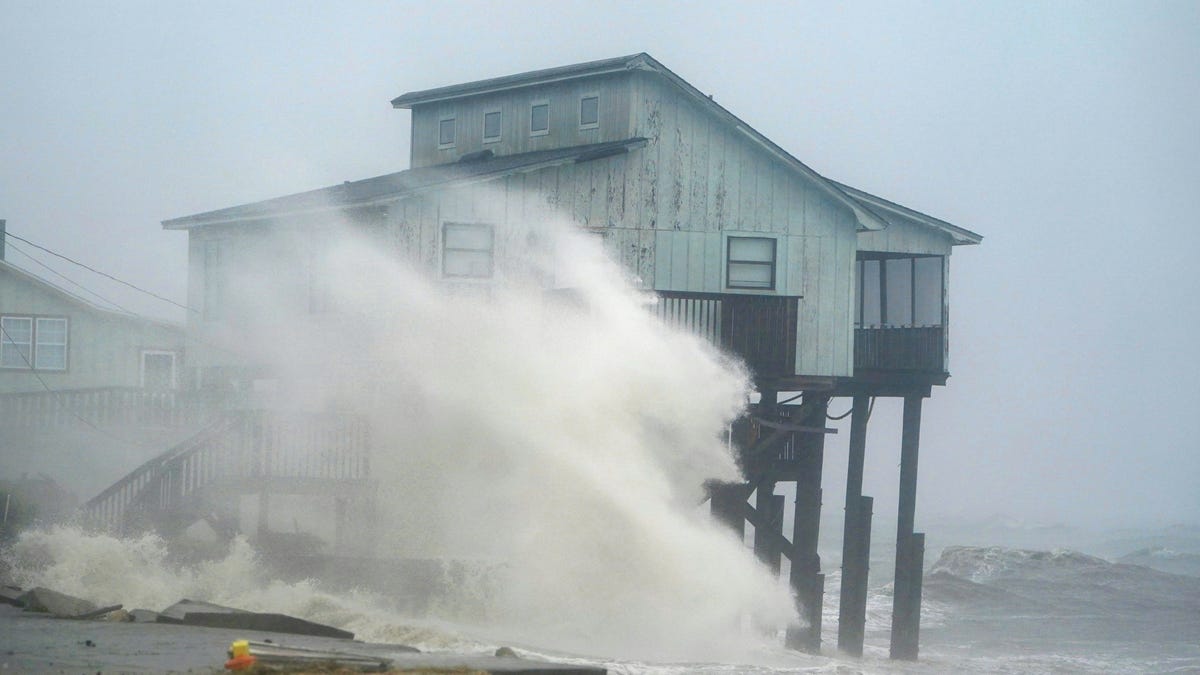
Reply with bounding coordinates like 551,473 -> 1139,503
0,387 -> 221,430
655,291 -> 799,380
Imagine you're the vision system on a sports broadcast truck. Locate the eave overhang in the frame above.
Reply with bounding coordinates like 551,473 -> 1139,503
832,181 -> 983,245
162,138 -> 649,230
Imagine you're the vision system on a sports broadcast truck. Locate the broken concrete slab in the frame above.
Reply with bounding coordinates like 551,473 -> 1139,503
157,598 -> 248,623
17,587 -> 98,618
128,608 -> 160,623
0,585 -> 22,606
157,598 -> 353,639
182,611 -> 353,639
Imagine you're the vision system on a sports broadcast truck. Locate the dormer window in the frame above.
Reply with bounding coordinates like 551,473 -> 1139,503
530,102 -> 549,136
483,110 -> 502,143
579,95 -> 599,129
438,116 -> 456,148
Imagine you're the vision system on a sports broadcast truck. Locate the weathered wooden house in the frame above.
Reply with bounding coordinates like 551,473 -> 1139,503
149,53 -> 981,657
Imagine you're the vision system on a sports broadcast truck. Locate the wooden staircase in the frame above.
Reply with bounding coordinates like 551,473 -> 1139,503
82,410 -> 374,535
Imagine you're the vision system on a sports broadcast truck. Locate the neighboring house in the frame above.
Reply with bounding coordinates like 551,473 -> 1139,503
0,252 -> 185,395
162,53 -> 982,658
0,228 -> 199,508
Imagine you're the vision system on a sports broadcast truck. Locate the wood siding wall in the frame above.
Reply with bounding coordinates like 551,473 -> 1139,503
191,70 -> 869,380
410,74 -> 633,168
629,73 -> 859,378
0,267 -> 185,394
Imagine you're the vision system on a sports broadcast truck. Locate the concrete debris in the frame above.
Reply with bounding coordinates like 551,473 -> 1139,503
184,611 -> 354,639
17,587 -> 98,618
128,608 -> 160,623
0,585 -> 22,606
159,598 -> 353,639
103,608 -> 132,622
157,598 -> 248,623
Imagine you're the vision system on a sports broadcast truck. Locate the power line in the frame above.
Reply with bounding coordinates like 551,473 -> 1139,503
3,230 -> 197,313
6,241 -> 135,314
0,320 -> 158,451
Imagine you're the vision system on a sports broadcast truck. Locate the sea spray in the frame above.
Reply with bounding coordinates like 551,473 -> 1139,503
1,525 -> 485,651
302,213 -> 798,661
11,203 -> 800,662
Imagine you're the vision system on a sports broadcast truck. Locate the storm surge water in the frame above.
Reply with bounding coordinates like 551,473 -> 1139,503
6,208 -> 799,664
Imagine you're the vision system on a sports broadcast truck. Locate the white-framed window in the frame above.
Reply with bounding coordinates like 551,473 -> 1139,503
442,222 -> 494,279
726,237 -> 777,290
203,239 -> 224,321
438,116 -> 457,148
34,318 -> 67,370
579,95 -> 599,129
141,350 -> 178,389
1,315 -> 68,371
530,101 -> 550,136
483,109 -> 502,143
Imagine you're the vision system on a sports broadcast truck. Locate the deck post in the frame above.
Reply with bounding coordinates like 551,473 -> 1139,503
785,394 -> 828,653
890,394 -> 924,660
752,388 -> 779,569
753,481 -> 779,571
838,395 -> 871,656
710,482 -> 750,538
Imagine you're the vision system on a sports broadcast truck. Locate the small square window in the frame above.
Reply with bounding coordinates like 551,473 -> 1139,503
579,96 -> 599,128
727,237 -> 776,290
439,117 -> 456,147
530,102 -> 549,136
443,222 -> 494,279
483,110 -> 501,142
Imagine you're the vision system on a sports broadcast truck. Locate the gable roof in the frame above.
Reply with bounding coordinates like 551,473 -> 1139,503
393,53 -> 890,233
832,181 -> 983,245
163,137 -> 648,229
0,259 -> 182,329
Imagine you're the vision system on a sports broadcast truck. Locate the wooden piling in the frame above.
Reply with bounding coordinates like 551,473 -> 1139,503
838,395 -> 870,655
768,493 -> 785,576
709,482 -> 750,538
890,395 -> 923,660
838,495 -> 873,656
753,482 -> 779,571
785,395 -> 828,653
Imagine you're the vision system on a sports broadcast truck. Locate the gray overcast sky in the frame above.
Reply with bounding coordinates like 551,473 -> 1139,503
2,1 -> 1197,528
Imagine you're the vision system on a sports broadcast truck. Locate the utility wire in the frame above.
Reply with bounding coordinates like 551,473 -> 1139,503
3,230 -> 197,313
0,321 -> 159,451
6,241 -> 135,314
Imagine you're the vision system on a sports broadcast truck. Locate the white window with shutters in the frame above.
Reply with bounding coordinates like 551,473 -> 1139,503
726,236 -> 776,290
442,223 -> 494,279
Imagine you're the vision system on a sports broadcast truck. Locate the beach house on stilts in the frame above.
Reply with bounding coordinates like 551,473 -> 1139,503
94,53 -> 981,659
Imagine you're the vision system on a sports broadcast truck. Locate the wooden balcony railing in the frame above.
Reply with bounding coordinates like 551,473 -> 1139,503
0,387 -> 221,430
655,292 -> 799,380
854,326 -> 945,374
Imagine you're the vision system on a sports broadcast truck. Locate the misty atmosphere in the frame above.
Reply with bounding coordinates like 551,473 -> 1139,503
1,2 -> 1198,674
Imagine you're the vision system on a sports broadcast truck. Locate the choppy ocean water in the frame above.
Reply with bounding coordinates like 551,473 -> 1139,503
2,524 -> 1199,674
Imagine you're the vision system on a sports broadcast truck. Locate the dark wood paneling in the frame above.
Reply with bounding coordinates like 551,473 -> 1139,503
854,326 -> 945,374
656,291 -> 799,381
